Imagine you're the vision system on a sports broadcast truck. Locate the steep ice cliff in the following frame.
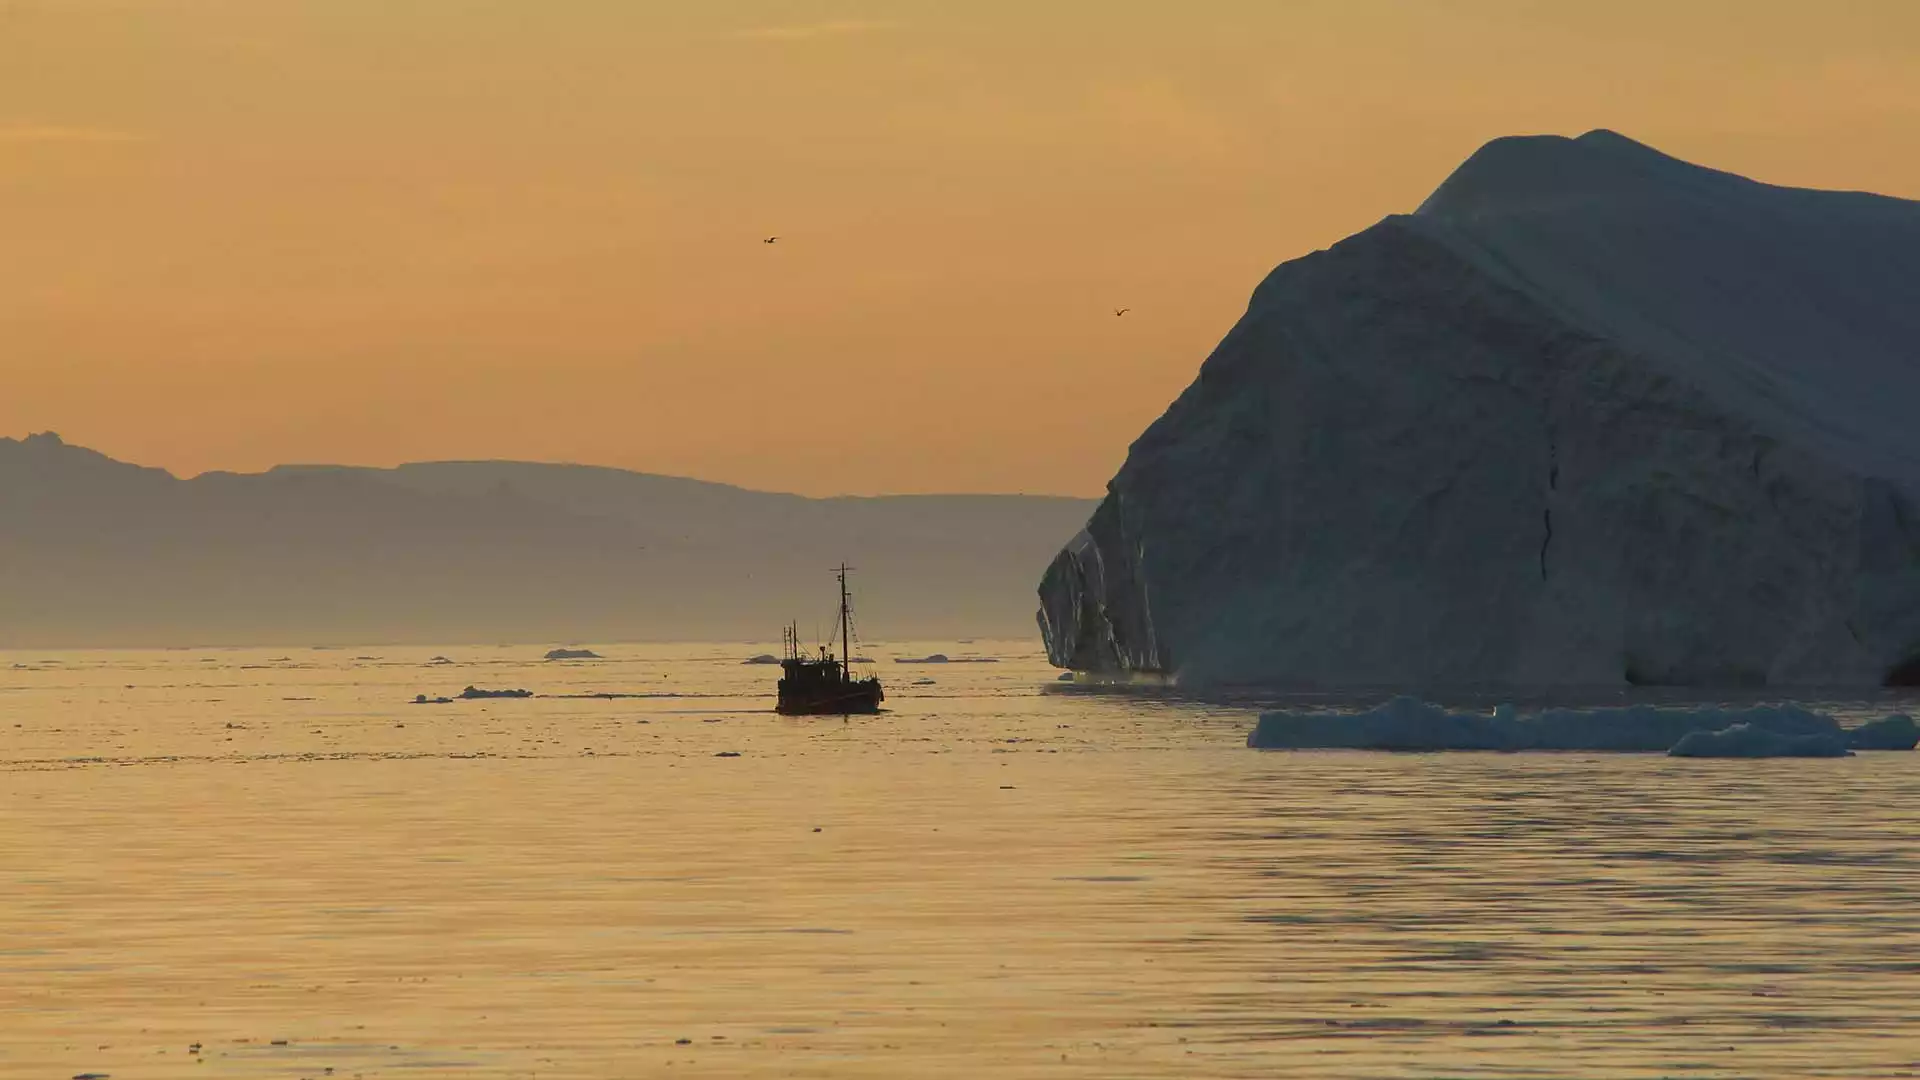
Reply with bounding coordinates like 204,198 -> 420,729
1039,131 -> 1920,687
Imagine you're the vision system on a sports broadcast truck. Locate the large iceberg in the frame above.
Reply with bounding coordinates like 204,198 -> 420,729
1247,697 -> 1907,755
1039,131 -> 1920,688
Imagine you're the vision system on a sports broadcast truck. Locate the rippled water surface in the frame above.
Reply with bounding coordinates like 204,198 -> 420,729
5,643 -> 1920,1078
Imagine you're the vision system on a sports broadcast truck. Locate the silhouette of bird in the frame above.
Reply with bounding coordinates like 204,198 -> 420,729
763,236 -> 779,244
1114,307 -> 1130,317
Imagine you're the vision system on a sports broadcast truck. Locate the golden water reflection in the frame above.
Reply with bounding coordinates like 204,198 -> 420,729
3,644 -> 1918,1077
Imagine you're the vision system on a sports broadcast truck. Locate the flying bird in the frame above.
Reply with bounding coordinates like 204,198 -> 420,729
1114,307 -> 1130,317
763,236 -> 779,244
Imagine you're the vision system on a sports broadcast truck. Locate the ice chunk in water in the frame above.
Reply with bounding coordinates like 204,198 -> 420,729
1669,724 -> 1851,758
1846,714 -> 1919,751
1247,696 -> 1871,753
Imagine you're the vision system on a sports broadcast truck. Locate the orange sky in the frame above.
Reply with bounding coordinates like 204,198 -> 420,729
5,1 -> 1918,495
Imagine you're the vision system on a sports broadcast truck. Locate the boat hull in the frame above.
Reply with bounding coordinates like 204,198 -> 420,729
776,679 -> 884,715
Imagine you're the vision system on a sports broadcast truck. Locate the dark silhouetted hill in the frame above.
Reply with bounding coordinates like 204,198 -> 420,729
0,433 -> 1094,647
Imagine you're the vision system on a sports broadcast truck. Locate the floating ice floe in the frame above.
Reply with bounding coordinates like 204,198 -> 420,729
458,685 -> 532,700
1247,696 -> 1915,755
1668,724 -> 1849,758
1845,714 -> 1918,750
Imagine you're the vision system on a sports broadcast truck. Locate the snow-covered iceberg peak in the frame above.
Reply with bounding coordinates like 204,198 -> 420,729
1414,130 -> 1750,221
1038,131 -> 1920,688
1413,129 -> 1920,490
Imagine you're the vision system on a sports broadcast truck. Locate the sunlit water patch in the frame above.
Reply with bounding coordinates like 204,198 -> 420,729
3,643 -> 1918,1077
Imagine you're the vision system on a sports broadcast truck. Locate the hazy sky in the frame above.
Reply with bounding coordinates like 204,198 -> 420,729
6,1 -> 1918,495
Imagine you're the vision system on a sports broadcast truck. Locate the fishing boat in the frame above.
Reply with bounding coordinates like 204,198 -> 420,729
776,565 -> 884,715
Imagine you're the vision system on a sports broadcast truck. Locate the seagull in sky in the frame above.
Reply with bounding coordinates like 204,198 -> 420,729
763,236 -> 779,244
1114,307 -> 1130,317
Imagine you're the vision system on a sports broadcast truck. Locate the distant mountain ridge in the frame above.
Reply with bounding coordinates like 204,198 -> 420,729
0,433 -> 1095,647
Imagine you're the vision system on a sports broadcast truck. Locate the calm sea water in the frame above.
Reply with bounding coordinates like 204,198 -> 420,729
4,642 -> 1919,1078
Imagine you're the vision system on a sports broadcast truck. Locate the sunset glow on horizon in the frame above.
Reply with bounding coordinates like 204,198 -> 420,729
6,1 -> 1919,495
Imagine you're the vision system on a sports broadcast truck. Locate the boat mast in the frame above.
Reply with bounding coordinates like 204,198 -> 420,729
838,564 -> 851,681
